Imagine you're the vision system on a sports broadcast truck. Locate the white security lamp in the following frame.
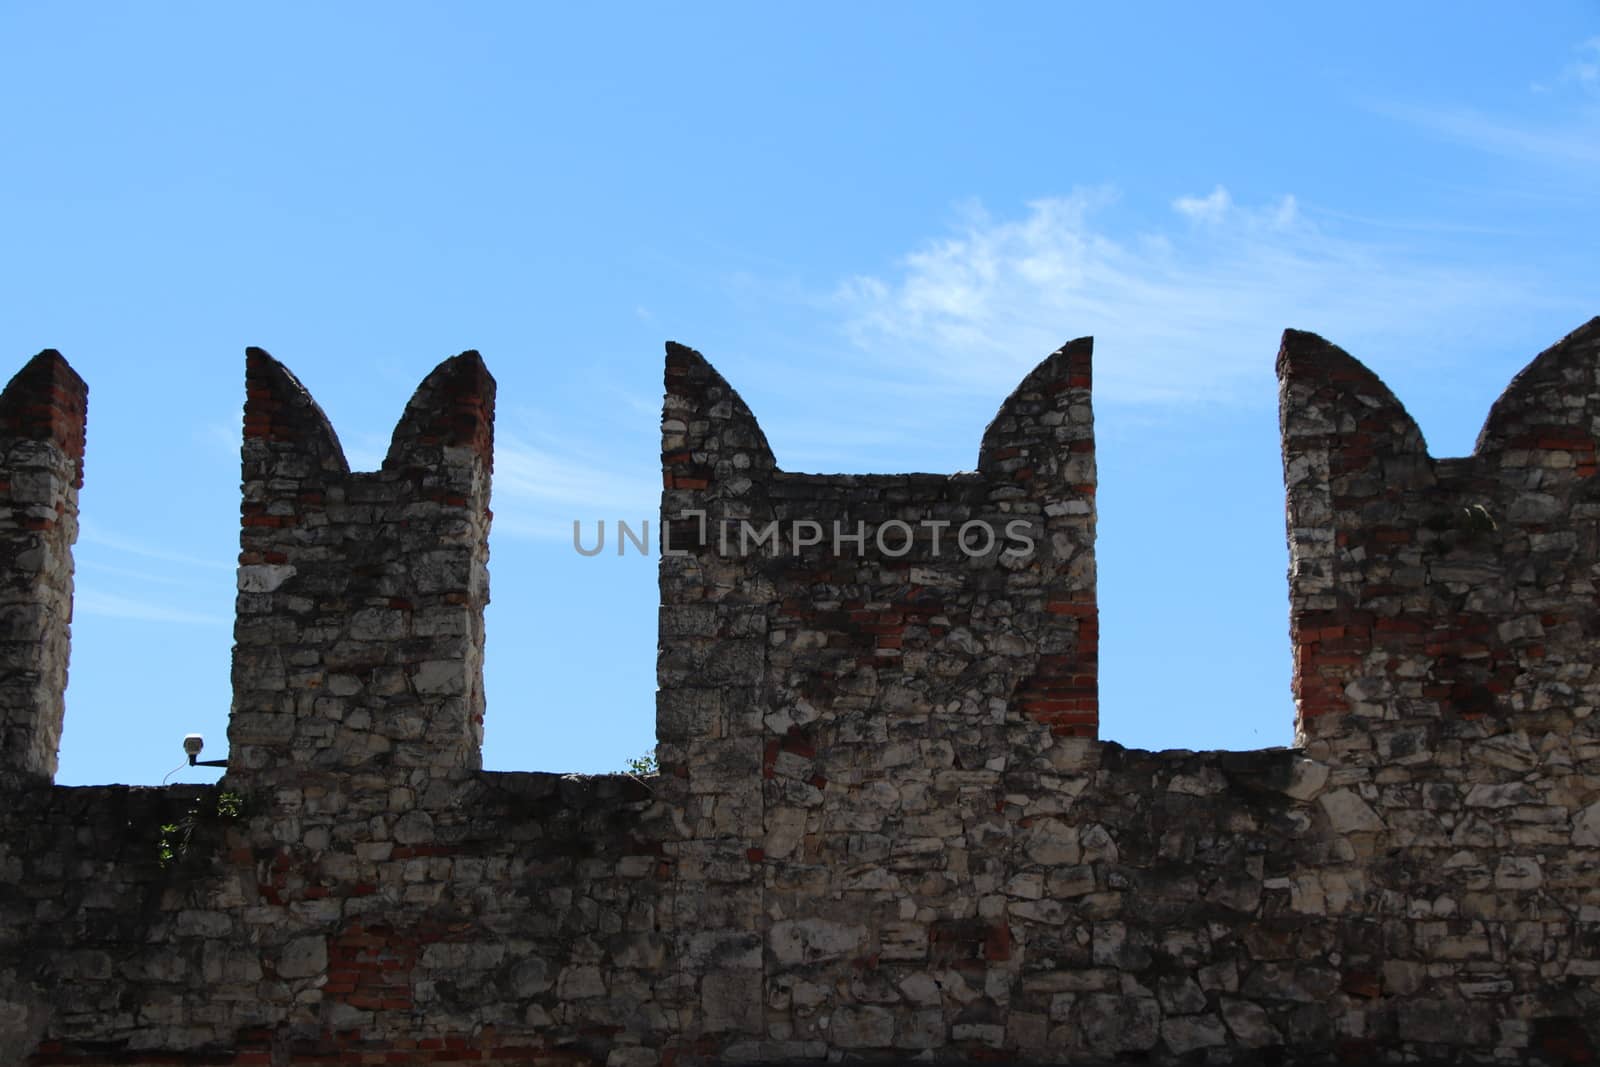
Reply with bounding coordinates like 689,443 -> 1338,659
182,733 -> 228,768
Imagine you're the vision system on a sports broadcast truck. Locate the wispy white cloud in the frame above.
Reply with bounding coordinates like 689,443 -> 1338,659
1300,206 -> 1529,237
78,522 -> 232,571
1380,102 -> 1600,168
1173,185 -> 1233,224
492,436 -> 659,540
78,560 -> 206,588
1383,36 -> 1600,169
1558,36 -> 1600,95
73,535 -> 231,624
75,589 -> 227,626
835,187 -> 1532,406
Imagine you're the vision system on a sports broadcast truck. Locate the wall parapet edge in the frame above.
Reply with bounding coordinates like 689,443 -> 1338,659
230,347 -> 495,781
4,321 -> 1600,1064
0,350 -> 86,786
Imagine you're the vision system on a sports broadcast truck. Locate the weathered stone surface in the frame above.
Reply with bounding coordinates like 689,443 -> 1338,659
1283,757 -> 1329,801
769,919 -> 866,965
0,352 -> 85,784
275,935 -> 326,979
1318,788 -> 1384,834
1162,1014 -> 1227,1054
829,1004 -> 894,1048
1080,993 -> 1160,1053
4,322 -> 1600,1065
701,972 -> 761,1033
1221,997 -> 1280,1047
228,347 -> 494,780
1023,817 -> 1082,866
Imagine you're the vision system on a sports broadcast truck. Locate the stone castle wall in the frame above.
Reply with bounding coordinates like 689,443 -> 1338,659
1,319 -> 1599,1064
231,348 -> 494,781
0,351 -> 86,787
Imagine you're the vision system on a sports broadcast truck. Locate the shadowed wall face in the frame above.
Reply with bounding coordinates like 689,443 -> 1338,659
658,336 -> 1099,761
0,351 -> 85,784
229,349 -> 495,781
657,338 -> 1099,783
9,324 -> 1600,1065
655,340 -> 1100,1038
1280,318 -> 1600,755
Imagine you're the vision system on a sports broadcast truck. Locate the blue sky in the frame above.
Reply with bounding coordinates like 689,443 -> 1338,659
2,3 -> 1596,785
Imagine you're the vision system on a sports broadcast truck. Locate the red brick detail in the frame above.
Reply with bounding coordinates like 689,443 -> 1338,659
1533,1017 -> 1595,1064
1015,635 -> 1099,739
928,918 -> 1014,965
983,922 -> 1013,961
1341,969 -> 1381,998
387,351 -> 497,469
243,348 -> 346,470
0,350 -> 88,487
321,920 -> 444,1015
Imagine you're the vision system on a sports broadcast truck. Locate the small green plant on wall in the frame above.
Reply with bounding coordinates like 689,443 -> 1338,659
624,751 -> 658,776
158,790 -> 247,869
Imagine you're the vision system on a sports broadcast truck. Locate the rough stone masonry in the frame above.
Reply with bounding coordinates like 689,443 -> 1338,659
2,319 -> 1600,1064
